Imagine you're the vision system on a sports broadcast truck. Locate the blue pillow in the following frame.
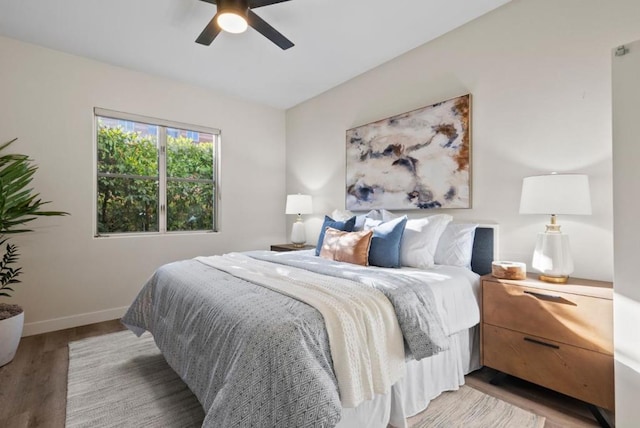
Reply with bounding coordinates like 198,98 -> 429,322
316,215 -> 356,255
366,216 -> 408,268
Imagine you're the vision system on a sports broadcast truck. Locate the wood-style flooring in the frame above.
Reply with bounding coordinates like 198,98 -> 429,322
0,320 -> 604,427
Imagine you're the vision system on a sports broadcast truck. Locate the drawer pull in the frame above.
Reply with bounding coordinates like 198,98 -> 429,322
523,291 -> 577,306
524,337 -> 560,349
524,290 -> 561,300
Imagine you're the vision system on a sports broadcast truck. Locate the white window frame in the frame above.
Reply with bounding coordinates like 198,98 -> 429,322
93,107 -> 221,237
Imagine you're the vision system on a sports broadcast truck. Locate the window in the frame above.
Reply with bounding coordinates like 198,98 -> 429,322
123,120 -> 135,133
95,108 -> 220,235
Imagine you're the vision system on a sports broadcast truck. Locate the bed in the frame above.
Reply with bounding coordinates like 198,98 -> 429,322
122,223 -> 496,428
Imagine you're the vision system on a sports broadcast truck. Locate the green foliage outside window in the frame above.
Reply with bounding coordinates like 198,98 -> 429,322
97,126 -> 214,234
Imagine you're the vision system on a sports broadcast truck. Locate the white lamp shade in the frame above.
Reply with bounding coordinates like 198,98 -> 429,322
285,194 -> 312,215
519,174 -> 592,215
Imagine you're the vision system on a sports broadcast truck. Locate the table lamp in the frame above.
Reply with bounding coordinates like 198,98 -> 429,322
519,173 -> 591,283
285,194 -> 312,247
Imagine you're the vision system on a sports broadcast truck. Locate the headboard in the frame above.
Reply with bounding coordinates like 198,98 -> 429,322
471,225 -> 498,276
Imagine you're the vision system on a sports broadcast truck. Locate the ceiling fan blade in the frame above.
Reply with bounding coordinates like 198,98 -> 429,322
199,0 -> 217,4
196,14 -> 222,46
247,9 -> 294,50
249,0 -> 291,8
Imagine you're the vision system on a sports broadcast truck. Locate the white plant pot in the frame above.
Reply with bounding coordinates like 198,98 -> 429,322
0,311 -> 24,367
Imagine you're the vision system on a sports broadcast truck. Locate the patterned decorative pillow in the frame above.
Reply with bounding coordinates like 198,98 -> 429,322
363,215 -> 408,268
319,228 -> 373,266
315,215 -> 357,255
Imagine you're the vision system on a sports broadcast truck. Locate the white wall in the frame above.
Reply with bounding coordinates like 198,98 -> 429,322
0,36 -> 286,335
612,39 -> 640,427
286,0 -> 640,282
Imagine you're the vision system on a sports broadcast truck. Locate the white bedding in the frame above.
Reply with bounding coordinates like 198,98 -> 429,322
123,249 -> 482,427
372,263 -> 481,335
269,251 -> 482,428
284,250 -> 481,336
339,326 -> 480,428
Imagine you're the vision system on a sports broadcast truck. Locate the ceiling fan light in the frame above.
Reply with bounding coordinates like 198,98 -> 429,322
217,12 -> 248,34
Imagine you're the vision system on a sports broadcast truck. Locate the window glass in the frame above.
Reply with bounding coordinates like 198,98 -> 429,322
95,111 -> 219,235
166,128 -> 215,232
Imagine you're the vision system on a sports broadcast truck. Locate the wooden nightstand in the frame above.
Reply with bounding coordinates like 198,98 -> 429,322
481,273 -> 614,414
270,243 -> 315,252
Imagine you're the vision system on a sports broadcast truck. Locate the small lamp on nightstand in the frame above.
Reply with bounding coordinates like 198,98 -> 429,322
519,173 -> 592,283
285,194 -> 312,247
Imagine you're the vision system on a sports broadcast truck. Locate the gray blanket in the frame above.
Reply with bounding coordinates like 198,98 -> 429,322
122,252 -> 448,428
247,250 -> 448,359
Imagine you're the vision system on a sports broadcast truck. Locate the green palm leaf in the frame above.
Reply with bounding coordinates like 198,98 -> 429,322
0,139 -> 68,298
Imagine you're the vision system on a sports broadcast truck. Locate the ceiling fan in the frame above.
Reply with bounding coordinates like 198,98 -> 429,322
196,0 -> 294,50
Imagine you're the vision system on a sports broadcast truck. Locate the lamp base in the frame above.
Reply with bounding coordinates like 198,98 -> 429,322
538,274 -> 569,284
290,219 -> 306,247
532,231 -> 574,282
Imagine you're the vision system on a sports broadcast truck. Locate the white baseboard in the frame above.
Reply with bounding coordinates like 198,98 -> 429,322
22,306 -> 129,337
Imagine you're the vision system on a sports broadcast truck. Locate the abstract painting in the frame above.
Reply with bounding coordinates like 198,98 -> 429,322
346,94 -> 471,210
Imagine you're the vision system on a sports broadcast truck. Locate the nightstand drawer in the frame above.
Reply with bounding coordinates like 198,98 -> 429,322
483,324 -> 614,410
483,281 -> 612,354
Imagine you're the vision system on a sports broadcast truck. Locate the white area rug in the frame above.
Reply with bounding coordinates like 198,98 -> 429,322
66,331 -> 204,427
67,330 -> 545,428
412,385 -> 546,428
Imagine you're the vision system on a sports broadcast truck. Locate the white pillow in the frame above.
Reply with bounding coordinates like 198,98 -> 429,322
373,214 -> 451,269
331,209 -> 355,221
434,223 -> 479,268
380,209 -> 397,222
331,209 -> 382,231
354,210 -> 382,231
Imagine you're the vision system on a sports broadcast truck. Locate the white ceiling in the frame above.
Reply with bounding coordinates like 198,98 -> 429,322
0,0 -> 510,109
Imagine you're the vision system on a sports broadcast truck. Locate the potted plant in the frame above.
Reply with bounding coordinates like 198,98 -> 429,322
0,138 -> 67,367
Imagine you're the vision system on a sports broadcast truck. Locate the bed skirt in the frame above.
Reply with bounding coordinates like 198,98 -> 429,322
336,325 -> 480,428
